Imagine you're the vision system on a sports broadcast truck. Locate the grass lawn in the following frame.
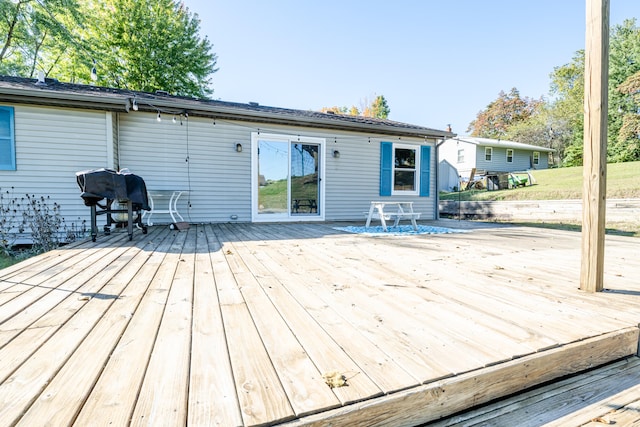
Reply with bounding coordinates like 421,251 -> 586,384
0,252 -> 18,269
440,161 -> 640,236
440,161 -> 640,202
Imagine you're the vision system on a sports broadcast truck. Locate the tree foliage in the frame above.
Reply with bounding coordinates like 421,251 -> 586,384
0,0 -> 218,98
467,88 -> 543,139
471,18 -> 640,167
615,70 -> 640,161
321,94 -> 390,119
0,0 -> 85,78
548,19 -> 640,166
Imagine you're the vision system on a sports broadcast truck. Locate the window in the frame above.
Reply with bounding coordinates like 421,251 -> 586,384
533,151 -> 540,165
485,147 -> 493,161
0,107 -> 16,170
506,149 -> 514,163
380,142 -> 431,197
394,145 -> 417,193
457,148 -> 464,163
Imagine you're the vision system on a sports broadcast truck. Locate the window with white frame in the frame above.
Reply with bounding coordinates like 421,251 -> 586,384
485,147 -> 493,161
457,148 -> 464,163
380,141 -> 431,197
506,148 -> 514,163
533,151 -> 540,165
0,106 -> 16,170
393,145 -> 419,193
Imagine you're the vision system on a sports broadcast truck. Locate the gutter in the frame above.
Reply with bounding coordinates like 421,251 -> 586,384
0,83 -> 455,140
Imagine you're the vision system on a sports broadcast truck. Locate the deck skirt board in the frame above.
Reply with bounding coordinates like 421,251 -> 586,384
0,221 -> 637,426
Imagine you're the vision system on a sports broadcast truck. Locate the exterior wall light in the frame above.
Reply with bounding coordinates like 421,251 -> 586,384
333,150 -> 340,158
236,143 -> 243,152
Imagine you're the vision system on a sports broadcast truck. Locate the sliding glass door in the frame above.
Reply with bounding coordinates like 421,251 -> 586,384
252,133 -> 324,221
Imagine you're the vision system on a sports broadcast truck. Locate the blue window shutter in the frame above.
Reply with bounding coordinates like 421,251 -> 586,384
380,142 -> 392,196
419,145 -> 431,197
0,107 -> 16,170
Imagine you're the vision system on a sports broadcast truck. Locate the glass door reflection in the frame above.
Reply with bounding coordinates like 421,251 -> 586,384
257,140 -> 289,215
290,143 -> 319,215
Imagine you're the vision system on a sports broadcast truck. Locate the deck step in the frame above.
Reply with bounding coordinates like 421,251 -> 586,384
428,355 -> 640,426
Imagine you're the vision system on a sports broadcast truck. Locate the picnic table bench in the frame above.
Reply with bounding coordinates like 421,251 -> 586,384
364,201 -> 420,231
292,198 -> 317,213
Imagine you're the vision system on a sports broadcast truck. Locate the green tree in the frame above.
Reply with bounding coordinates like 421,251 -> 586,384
321,94 -> 390,119
90,0 -> 217,97
548,19 -> 640,165
615,70 -> 640,161
365,95 -> 390,119
548,50 -> 585,166
467,88 -> 543,139
607,19 -> 640,162
0,0 -> 85,78
0,0 -> 218,98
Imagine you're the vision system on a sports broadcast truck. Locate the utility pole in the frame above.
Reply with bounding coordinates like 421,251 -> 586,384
580,0 -> 609,292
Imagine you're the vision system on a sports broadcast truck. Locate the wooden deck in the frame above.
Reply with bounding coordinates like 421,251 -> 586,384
0,220 -> 638,426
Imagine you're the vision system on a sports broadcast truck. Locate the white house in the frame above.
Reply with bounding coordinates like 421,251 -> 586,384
0,75 -> 454,235
439,136 -> 555,183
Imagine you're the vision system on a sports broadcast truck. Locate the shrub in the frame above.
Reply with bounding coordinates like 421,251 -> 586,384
0,188 -> 86,257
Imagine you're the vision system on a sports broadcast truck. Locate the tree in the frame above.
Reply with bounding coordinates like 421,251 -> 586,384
0,0 -> 85,78
607,19 -> 640,162
467,88 -> 543,139
505,105 -> 571,166
614,70 -> 640,161
548,19 -> 640,166
365,95 -> 390,119
89,0 -> 217,97
0,0 -> 218,98
548,51 -> 585,166
321,94 -> 390,119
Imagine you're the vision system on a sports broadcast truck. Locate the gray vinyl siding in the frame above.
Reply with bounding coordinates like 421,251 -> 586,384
476,146 -> 534,172
118,113 -> 252,223
1,104 -> 439,232
118,114 -> 437,223
325,136 -> 436,221
0,104 -> 110,231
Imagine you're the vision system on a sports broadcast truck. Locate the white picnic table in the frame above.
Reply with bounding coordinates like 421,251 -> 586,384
143,190 -> 188,226
364,201 -> 420,231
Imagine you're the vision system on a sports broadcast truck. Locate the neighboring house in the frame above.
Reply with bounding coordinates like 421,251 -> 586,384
439,136 -> 555,181
0,75 -> 453,233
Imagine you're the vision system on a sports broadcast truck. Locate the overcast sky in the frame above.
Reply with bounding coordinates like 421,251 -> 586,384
184,0 -> 639,135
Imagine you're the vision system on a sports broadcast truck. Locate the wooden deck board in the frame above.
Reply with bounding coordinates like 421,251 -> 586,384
429,356 -> 640,427
0,221 -> 638,426
188,225 -> 244,427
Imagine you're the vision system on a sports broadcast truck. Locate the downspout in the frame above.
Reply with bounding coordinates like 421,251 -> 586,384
435,138 -> 445,220
435,128 -> 455,220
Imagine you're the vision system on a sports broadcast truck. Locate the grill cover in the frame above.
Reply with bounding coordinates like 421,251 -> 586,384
76,168 -> 150,210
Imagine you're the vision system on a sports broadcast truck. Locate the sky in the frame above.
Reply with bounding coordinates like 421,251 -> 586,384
183,0 -> 639,136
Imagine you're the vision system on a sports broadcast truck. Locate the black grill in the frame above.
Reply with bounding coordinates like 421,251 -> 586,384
76,168 -> 150,241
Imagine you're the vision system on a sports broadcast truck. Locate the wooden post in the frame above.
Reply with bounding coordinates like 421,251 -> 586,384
580,0 -> 609,292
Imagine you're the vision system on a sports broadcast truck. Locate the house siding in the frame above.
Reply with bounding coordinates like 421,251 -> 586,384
117,113 -> 252,223
324,136 -> 436,221
0,104 -> 110,230
439,140 -> 476,178
117,114 -> 437,223
476,146 -> 533,172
